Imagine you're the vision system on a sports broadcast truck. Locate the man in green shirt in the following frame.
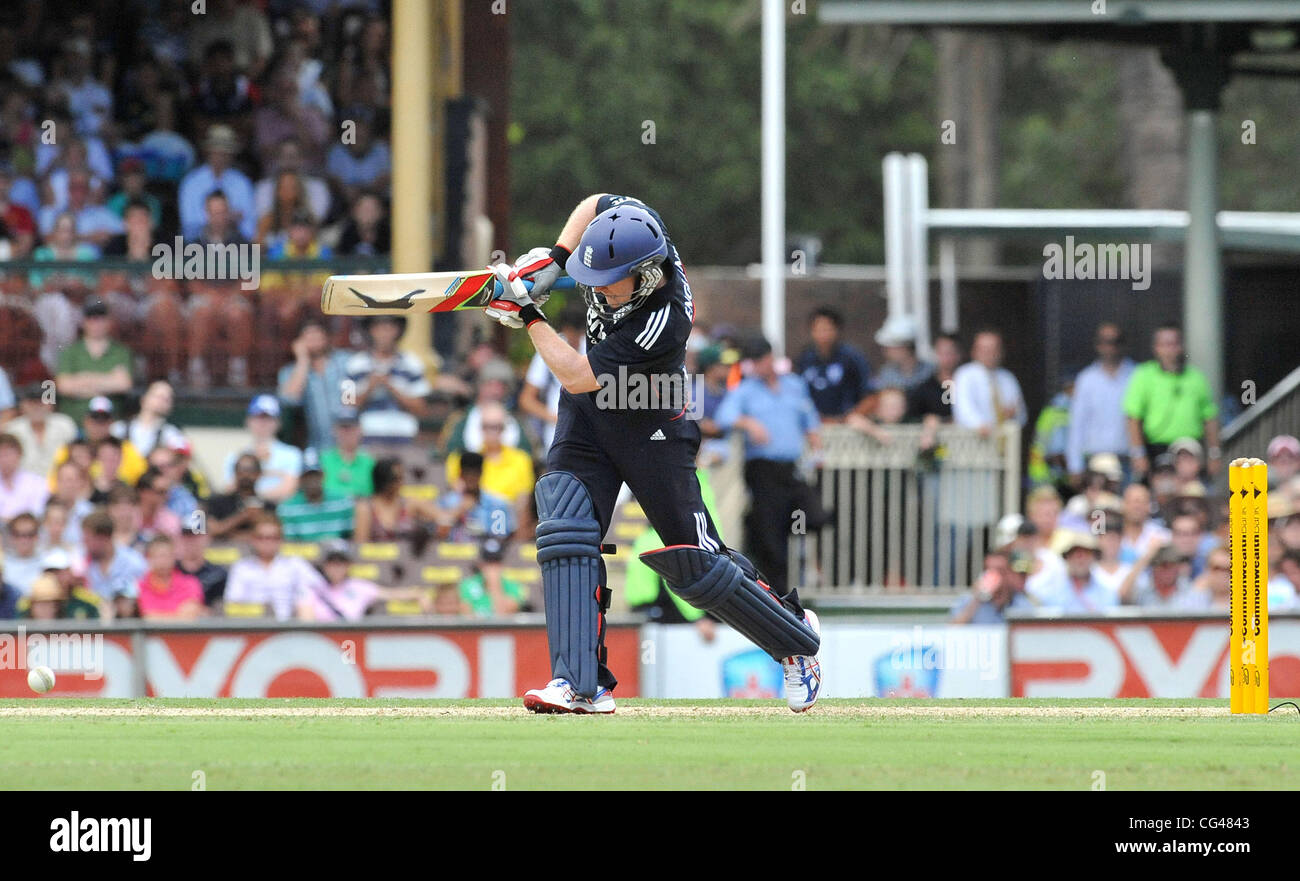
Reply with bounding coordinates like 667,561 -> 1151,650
55,297 -> 134,423
321,413 -> 375,499
458,537 -> 528,617
1123,324 -> 1220,480
278,457 -> 354,541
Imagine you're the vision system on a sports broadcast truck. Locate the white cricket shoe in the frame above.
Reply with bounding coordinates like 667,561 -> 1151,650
571,686 -> 616,715
782,609 -> 822,713
523,679 -> 615,714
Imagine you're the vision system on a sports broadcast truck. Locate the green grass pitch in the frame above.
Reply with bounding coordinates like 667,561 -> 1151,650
0,698 -> 1296,790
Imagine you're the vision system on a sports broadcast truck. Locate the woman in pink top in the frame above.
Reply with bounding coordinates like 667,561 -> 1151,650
137,535 -> 204,619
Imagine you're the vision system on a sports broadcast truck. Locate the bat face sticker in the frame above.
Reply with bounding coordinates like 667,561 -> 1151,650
349,287 -> 425,310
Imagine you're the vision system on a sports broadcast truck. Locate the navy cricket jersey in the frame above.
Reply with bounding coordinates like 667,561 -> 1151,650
567,194 -> 696,429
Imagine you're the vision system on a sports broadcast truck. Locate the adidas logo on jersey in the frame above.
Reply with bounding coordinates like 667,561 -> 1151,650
649,429 -> 666,441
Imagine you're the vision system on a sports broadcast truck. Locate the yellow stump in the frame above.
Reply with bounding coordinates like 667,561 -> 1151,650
1229,458 -> 1269,714
1228,462 -> 1245,714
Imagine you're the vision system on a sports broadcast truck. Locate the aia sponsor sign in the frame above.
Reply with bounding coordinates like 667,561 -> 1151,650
0,626 -> 640,698
1011,617 -> 1300,698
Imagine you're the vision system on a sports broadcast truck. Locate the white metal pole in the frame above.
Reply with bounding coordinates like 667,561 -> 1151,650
907,153 -> 932,361
883,153 -> 908,323
761,0 -> 786,357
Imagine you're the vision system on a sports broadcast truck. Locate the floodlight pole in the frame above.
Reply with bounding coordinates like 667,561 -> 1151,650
761,0 -> 786,357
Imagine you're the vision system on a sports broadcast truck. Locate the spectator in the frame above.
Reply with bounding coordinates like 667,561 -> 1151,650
36,114 -> 114,184
1119,482 -> 1170,565
445,402 -> 536,511
80,509 -> 144,618
1022,487 -> 1068,603
104,158 -> 161,228
102,198 -> 160,257
442,359 -> 526,456
459,537 -> 527,618
1268,549 -> 1300,610
255,137 -> 331,225
1120,542 -> 1201,609
1092,510 -> 1131,596
0,164 -> 36,257
436,451 -> 514,542
873,316 -> 935,393
114,381 -> 185,458
951,329 -> 1026,433
186,0 -> 274,80
0,433 -> 48,519
38,170 -> 123,249
19,572 -> 100,621
1168,437 -> 1206,487
695,344 -> 736,466
55,298 -> 134,423
277,319 -> 354,453
256,170 -> 315,244
325,107 -> 391,204
178,125 -> 256,241
88,438 -> 128,504
253,66 -> 329,171
796,307 -> 873,420
145,445 -> 199,524
1189,546 -> 1234,612
54,397 -> 148,488
223,512 -> 319,620
48,463 -> 93,546
175,525 -> 228,610
137,467 -> 182,543
714,336 -> 822,597
321,412 -> 374,499
1169,511 -> 1216,579
950,549 -> 1034,623
189,40 -> 254,139
1028,376 -> 1072,489
1124,324 -> 1220,481
260,210 -> 331,331
206,453 -> 274,541
3,513 -> 44,594
1034,531 -> 1118,613
187,278 -> 255,392
303,541 -> 386,622
167,437 -> 211,505
6,384 -> 76,477
353,457 -> 438,545
53,37 -> 112,136
220,395 -> 303,503
115,57 -> 178,142
136,535 -> 204,620
908,333 -> 962,424
1059,453 -> 1122,532
519,307 -> 586,452
345,317 -> 432,442
1149,453 -> 1182,521
278,453 -> 354,541
1267,435 -> 1300,492
105,483 -> 141,548
335,191 -> 390,256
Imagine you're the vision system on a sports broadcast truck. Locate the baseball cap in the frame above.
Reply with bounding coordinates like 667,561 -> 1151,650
697,344 -> 723,370
334,409 -> 360,426
1268,435 -> 1300,459
480,537 -> 505,563
875,316 -> 917,348
302,447 -> 322,474
1169,437 -> 1204,459
87,396 -> 114,418
40,548 -> 72,571
1087,453 -> 1123,482
322,539 -> 352,562
1051,529 -> 1100,557
247,394 -> 281,418
82,297 -> 109,318
1153,452 -> 1177,473
994,513 -> 1025,549
1152,543 -> 1190,566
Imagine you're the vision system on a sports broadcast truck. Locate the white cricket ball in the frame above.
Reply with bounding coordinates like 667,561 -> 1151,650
27,665 -> 55,694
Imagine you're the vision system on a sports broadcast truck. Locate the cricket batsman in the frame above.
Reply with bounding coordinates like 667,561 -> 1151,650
485,194 -> 822,714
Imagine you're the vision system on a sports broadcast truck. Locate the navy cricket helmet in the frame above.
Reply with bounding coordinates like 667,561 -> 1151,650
566,204 -> 670,288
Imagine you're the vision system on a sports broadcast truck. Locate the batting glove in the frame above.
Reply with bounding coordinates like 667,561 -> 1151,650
512,245 -> 569,306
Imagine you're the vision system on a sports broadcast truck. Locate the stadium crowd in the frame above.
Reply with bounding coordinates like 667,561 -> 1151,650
1,1 -> 1298,625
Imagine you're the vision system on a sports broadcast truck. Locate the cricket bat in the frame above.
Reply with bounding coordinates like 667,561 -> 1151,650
320,270 -> 577,316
